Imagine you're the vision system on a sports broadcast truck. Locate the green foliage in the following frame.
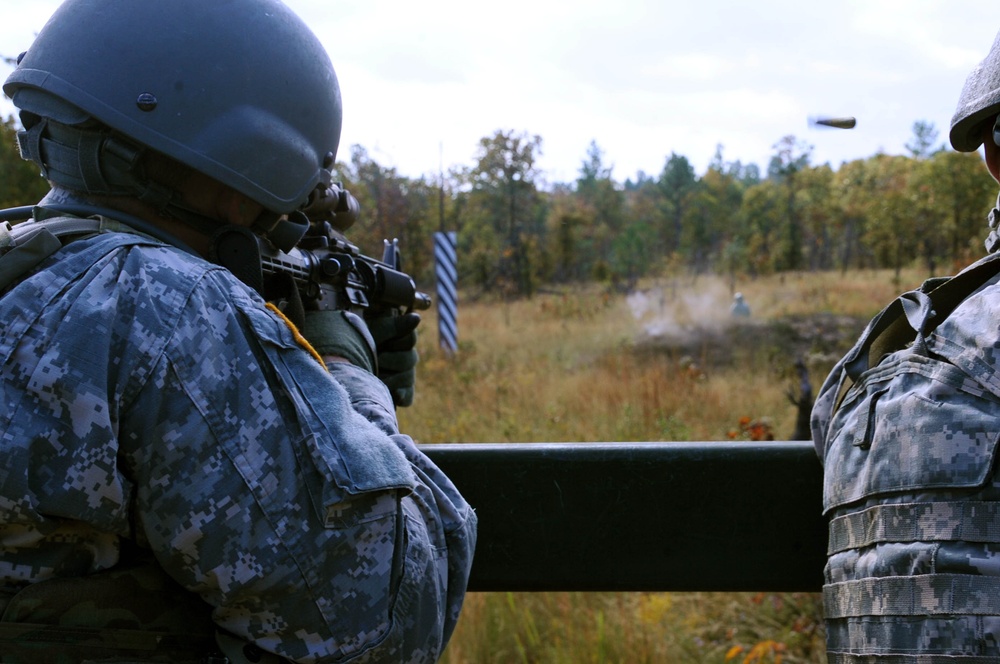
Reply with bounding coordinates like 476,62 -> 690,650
657,152 -> 698,256
330,119 -> 997,300
686,167 -> 742,274
336,145 -> 437,285
458,130 -> 546,297
918,150 -> 995,268
741,181 -> 783,274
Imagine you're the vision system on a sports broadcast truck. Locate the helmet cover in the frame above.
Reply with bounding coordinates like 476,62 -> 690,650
4,0 -> 342,213
951,29 -> 1000,152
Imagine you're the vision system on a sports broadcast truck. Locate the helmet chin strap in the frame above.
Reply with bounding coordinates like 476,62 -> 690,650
18,117 -> 309,253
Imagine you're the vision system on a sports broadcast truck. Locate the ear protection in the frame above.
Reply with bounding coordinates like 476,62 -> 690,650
993,115 -> 1000,146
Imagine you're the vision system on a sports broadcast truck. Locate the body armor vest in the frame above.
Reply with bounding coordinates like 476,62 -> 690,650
814,252 -> 1000,662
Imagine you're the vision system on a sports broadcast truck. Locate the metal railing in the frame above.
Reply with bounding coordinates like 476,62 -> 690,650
422,442 -> 826,592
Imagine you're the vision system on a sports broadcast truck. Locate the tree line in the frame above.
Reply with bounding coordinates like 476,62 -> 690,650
339,122 -> 997,297
2,116 -> 997,297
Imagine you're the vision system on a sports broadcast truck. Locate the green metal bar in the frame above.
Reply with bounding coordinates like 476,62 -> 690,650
421,442 -> 826,593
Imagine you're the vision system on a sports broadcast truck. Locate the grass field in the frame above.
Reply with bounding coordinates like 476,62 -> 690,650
399,268 -> 928,663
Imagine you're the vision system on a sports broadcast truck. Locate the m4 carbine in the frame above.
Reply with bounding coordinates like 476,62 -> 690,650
0,183 -> 428,318
211,182 -> 431,317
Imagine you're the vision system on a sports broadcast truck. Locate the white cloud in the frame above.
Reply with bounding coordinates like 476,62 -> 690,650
1,0 -> 998,184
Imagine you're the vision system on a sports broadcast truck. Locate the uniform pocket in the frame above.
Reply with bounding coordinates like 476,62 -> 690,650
236,300 -> 415,504
328,503 -> 445,663
824,352 -> 1000,513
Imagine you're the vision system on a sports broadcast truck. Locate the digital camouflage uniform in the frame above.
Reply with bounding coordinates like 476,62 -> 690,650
0,217 -> 477,662
812,253 -> 1000,662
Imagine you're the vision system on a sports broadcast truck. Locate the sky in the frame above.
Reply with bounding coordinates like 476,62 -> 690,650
1,0 -> 999,187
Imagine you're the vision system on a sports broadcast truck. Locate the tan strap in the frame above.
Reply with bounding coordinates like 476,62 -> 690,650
828,653 -> 1000,664
824,574 -> 1000,619
828,501 -> 1000,554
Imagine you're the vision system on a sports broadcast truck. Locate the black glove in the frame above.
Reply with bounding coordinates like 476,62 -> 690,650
366,313 -> 421,407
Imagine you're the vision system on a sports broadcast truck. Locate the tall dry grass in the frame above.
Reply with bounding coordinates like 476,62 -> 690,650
401,268 -> 927,663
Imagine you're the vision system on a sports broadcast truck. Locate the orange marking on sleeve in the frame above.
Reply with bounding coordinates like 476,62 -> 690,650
265,302 -> 328,370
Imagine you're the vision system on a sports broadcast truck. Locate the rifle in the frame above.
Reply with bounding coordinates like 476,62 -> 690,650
211,182 -> 431,318
0,182 -> 431,320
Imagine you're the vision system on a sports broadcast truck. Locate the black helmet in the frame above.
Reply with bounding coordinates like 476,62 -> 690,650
951,30 -> 1000,152
3,0 -> 342,215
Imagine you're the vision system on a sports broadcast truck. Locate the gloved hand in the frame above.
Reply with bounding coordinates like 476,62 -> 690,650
299,310 -> 376,375
366,313 -> 421,407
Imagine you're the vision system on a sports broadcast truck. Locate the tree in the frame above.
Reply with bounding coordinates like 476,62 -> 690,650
832,159 -> 876,271
622,174 -> 667,278
794,164 -> 838,271
463,130 -> 545,297
906,120 -> 941,160
609,220 -> 656,290
685,167 -> 740,274
740,180 -> 783,274
852,154 -> 914,282
339,145 -> 435,284
702,145 -> 758,279
657,153 -> 698,257
575,141 -> 631,283
768,136 -> 813,271
545,186 -> 590,283
919,150 -> 996,269
578,140 -> 613,186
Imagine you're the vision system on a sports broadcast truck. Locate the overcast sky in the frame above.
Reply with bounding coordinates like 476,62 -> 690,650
2,1 -> 999,186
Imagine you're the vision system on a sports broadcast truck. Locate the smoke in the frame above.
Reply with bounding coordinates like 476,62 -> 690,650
627,282 -> 740,343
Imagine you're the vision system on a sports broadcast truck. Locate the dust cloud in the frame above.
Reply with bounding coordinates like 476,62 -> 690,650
626,282 -> 746,344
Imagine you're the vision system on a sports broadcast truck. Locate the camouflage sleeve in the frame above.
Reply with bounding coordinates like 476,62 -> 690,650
121,269 -> 476,663
328,361 -> 478,645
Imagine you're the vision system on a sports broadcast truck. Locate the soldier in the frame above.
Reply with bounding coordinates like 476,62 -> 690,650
730,292 -> 751,317
812,29 -> 1000,663
0,0 -> 476,662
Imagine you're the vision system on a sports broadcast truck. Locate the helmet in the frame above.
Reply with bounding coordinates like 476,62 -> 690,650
951,30 -> 1000,152
3,0 -> 342,215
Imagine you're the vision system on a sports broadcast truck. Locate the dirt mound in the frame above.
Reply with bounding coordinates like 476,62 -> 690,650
632,312 -> 866,375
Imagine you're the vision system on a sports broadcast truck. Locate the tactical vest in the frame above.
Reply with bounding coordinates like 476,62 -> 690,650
814,252 -> 1000,662
0,559 -> 220,663
0,215 -> 289,664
